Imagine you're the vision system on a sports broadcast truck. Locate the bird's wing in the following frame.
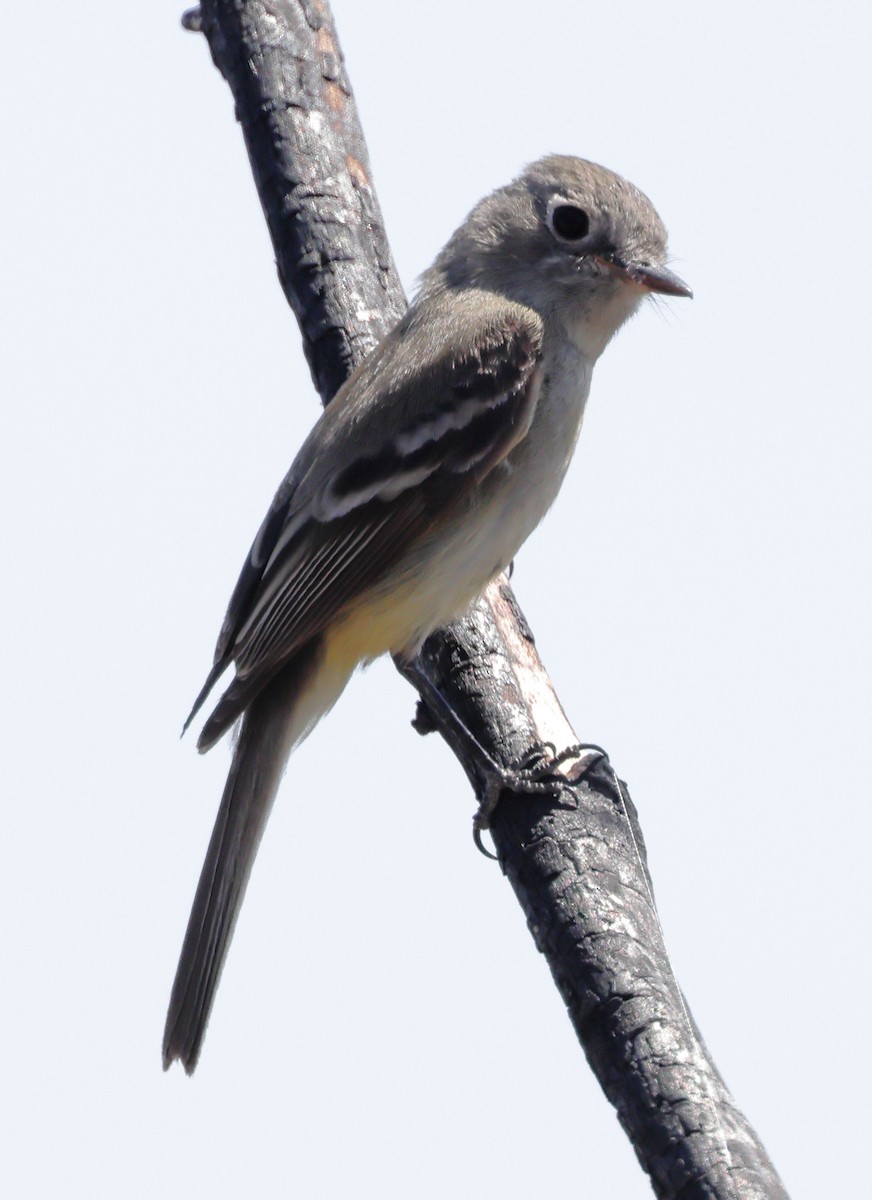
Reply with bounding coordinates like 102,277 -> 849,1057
188,300 -> 544,746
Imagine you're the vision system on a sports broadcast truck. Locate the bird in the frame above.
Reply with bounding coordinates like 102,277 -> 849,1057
163,154 -> 692,1072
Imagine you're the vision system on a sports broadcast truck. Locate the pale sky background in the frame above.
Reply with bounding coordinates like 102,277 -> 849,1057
3,2 -> 870,1196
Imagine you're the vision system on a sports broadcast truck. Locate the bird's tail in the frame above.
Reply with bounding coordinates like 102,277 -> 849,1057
163,635 -> 352,1073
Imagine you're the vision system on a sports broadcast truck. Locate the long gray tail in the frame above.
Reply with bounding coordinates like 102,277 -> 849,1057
163,639 -> 325,1073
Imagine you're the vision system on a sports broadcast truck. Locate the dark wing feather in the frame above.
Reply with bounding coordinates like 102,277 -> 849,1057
189,305 -> 544,747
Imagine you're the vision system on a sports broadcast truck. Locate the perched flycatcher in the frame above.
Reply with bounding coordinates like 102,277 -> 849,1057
164,155 -> 692,1072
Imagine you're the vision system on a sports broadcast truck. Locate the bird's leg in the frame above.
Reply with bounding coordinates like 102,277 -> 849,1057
471,740 -> 614,857
404,661 -> 600,857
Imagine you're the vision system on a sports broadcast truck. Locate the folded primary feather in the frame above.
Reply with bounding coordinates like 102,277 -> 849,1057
186,296 -> 543,751
165,298 -> 542,1071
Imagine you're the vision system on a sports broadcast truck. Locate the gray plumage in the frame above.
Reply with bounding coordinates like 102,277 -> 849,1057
163,155 -> 690,1072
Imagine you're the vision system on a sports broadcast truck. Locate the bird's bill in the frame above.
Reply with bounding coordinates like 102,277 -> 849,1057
629,261 -> 693,298
595,254 -> 693,298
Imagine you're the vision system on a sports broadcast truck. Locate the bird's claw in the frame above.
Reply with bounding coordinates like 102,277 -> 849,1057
473,741 -> 602,858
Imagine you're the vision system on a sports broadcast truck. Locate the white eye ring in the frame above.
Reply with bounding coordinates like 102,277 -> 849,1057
546,195 -> 591,242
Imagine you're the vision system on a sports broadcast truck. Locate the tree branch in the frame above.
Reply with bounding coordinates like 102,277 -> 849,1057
185,2 -> 788,1195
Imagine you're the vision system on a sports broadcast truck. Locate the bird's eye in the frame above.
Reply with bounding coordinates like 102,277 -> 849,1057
549,204 -> 590,241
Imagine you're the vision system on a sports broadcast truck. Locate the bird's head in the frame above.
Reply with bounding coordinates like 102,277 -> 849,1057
424,154 -> 691,359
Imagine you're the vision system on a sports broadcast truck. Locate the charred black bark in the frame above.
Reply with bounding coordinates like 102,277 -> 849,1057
182,3 -> 788,1195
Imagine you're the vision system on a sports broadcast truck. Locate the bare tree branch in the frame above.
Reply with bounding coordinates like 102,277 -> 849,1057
183,2 -> 788,1195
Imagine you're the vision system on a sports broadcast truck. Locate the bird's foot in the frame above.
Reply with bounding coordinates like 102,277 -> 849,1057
473,741 -> 605,858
